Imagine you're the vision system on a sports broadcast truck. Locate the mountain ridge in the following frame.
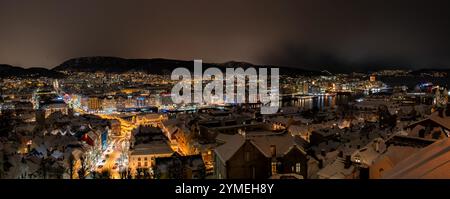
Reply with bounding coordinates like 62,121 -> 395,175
0,64 -> 65,78
2,56 -> 449,78
52,56 -> 325,75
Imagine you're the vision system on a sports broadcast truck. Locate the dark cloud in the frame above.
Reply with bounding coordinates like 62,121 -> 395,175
0,0 -> 449,71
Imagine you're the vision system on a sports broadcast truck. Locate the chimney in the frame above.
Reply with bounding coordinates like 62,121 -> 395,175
318,159 -> 323,169
338,151 -> 343,158
320,149 -> 326,157
344,155 -> 351,169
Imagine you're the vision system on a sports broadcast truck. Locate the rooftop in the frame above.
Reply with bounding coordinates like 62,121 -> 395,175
382,138 -> 450,179
317,157 -> 355,179
214,133 -> 306,164
131,141 -> 174,156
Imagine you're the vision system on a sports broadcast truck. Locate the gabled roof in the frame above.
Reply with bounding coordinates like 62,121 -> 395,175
382,138 -> 450,179
214,133 -> 306,164
250,134 -> 306,157
214,134 -> 246,164
407,111 -> 450,131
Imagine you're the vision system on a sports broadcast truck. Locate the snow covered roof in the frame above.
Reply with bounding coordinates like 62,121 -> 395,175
351,138 -> 386,166
269,173 -> 304,179
317,157 -> 355,179
250,134 -> 306,157
267,116 -> 291,125
70,148 -> 84,159
215,133 -> 235,143
214,133 -> 306,164
34,145 -> 48,157
385,135 -> 435,148
407,111 -> 450,131
130,141 -> 174,156
382,138 -> 450,179
214,134 -> 246,164
311,140 -> 342,155
288,125 -> 311,136
288,125 -> 302,132
26,160 -> 41,176
39,135 -> 79,149
51,150 -> 64,159
369,145 -> 420,177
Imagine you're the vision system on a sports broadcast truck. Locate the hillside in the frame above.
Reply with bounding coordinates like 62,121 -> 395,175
0,64 -> 65,78
52,56 -> 325,76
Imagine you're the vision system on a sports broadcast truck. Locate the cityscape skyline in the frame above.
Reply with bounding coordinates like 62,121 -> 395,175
1,0 -> 450,184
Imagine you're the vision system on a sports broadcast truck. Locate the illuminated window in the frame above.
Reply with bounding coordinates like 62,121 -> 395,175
144,157 -> 147,161
138,157 -> 141,161
144,162 -> 148,167
296,163 -> 301,173
138,162 -> 141,167
271,162 -> 277,174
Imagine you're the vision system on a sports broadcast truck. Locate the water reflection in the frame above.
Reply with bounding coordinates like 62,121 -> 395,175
282,94 -> 350,111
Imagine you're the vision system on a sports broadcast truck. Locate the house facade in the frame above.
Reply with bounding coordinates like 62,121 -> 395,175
214,133 -> 309,179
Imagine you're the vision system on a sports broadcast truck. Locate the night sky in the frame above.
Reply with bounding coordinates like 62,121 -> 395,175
1,0 -> 450,72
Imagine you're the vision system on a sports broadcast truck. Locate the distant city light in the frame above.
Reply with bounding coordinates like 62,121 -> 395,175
2,62 -> 450,181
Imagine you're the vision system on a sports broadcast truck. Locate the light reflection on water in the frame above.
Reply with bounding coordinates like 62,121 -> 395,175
282,94 -> 350,111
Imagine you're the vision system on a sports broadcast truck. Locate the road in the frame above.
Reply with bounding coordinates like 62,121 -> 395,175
61,91 -> 173,178
98,150 -> 120,179
96,115 -> 134,179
